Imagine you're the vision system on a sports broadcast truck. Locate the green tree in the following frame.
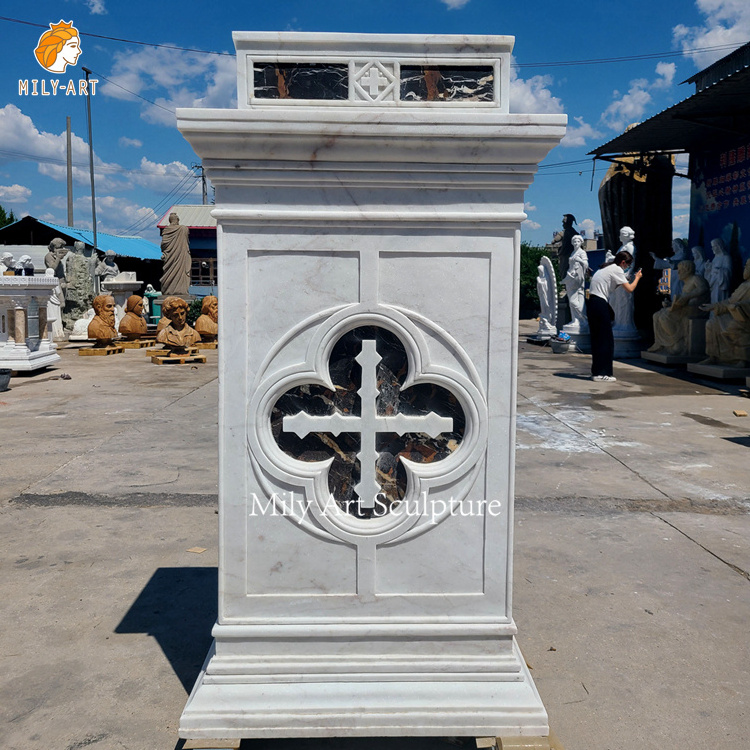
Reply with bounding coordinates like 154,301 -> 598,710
519,242 -> 548,318
0,204 -> 17,228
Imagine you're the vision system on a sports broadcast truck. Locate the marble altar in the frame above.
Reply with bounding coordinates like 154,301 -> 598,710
176,32 -> 566,744
0,275 -> 61,371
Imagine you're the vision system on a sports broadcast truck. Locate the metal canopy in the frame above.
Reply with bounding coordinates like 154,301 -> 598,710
589,64 -> 750,159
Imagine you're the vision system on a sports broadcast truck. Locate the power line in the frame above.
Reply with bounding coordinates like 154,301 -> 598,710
88,70 -> 176,114
1,15 -> 746,71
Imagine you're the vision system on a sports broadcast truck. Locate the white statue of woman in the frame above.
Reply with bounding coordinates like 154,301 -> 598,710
610,226 -> 637,333
45,268 -> 65,340
535,256 -> 557,337
563,235 -> 589,333
691,246 -> 706,278
706,238 -> 732,304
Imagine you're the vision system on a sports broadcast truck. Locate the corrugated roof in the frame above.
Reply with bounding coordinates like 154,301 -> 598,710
157,204 -> 216,229
589,63 -> 750,158
26,218 -> 162,260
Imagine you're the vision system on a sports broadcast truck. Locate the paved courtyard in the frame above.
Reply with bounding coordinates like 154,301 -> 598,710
1,324 -> 748,749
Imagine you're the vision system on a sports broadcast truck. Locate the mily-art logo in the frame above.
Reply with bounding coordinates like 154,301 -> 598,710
18,20 -> 97,97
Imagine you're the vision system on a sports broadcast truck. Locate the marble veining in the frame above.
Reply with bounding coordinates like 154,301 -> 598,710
272,326 -> 465,518
254,63 -> 348,99
400,66 -> 494,101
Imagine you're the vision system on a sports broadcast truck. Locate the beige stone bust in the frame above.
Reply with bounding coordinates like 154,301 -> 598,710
87,295 -> 118,344
194,296 -> 218,341
118,295 -> 148,340
156,296 -> 201,352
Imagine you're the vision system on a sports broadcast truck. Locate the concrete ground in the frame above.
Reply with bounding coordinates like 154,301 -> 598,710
1,326 -> 748,750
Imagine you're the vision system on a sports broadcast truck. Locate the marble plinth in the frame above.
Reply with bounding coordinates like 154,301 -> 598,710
0,275 -> 61,371
641,351 -> 702,366
566,331 -> 591,353
102,274 -> 142,325
613,330 -> 642,359
687,362 -> 750,380
176,31 -> 566,742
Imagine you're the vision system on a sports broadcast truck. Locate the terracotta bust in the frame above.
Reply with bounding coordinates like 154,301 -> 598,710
194,296 -> 218,341
87,294 -> 118,345
118,295 -> 148,340
156,296 -> 201,352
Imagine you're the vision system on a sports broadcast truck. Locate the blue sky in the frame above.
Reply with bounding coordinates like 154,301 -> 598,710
1,0 -> 749,247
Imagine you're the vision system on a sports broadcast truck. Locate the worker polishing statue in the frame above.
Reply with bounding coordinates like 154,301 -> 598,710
159,212 -> 192,297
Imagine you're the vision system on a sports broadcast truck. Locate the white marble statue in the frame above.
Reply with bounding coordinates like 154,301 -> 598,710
610,226 -> 637,332
1,252 -> 15,275
699,258 -> 750,366
691,246 -> 706,278
705,238 -> 732,305
562,234 -> 589,333
647,260 -> 709,356
650,238 -> 687,301
44,268 -> 65,341
535,255 -> 557,337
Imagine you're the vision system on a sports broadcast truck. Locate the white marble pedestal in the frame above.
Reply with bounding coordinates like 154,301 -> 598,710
641,318 -> 707,366
176,32 -> 566,743
0,276 -> 61,371
102,273 -> 142,326
687,361 -> 750,380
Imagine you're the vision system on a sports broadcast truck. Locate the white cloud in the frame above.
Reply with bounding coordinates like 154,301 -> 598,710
509,64 -> 564,115
600,62 -> 677,131
0,104 -> 124,191
524,202 -> 537,212
119,136 -> 142,149
0,184 -> 31,203
673,0 -> 750,68
579,218 -> 598,238
441,0 -> 471,7
673,213 -> 690,233
561,116 -> 603,148
130,157 -> 202,196
102,47 -> 237,127
73,194 -> 159,238
522,219 -> 542,230
85,0 -> 107,14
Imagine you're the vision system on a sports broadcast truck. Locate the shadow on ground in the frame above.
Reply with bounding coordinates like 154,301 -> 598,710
116,567 -> 217,693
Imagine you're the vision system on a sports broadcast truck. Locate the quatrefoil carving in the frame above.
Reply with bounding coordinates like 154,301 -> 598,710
272,326 -> 465,519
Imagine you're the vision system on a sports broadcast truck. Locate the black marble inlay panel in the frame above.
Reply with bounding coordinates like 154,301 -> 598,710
254,63 -> 349,100
400,66 -> 494,102
272,326 -> 465,519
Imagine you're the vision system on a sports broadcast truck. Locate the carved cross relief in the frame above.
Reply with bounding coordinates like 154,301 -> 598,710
272,326 -> 465,518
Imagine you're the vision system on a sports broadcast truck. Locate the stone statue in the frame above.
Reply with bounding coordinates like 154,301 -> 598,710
705,238 -> 732,304
647,260 -> 709,356
94,250 -> 120,292
44,237 -> 68,274
16,255 -> 34,276
63,240 -> 95,331
44,268 -> 65,341
552,213 -> 577,280
535,256 -> 557,337
156,296 -> 201,352
699,258 -> 750,366
563,235 -> 589,333
118,295 -> 148,340
87,294 -> 119,345
160,212 -> 191,296
691,246 -> 706,278
194,295 -> 218,341
610,226 -> 637,332
1,252 -> 16,275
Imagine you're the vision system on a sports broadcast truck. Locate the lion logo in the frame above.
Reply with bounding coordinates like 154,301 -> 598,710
34,20 -> 82,74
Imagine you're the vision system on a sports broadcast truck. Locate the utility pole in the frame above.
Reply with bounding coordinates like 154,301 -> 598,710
82,67 -> 97,252
192,163 -> 207,205
66,116 -> 74,226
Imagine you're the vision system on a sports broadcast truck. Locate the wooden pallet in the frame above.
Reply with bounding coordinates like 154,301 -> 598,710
151,352 -> 207,366
79,345 -> 124,356
119,339 -> 152,349
196,340 -> 218,349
